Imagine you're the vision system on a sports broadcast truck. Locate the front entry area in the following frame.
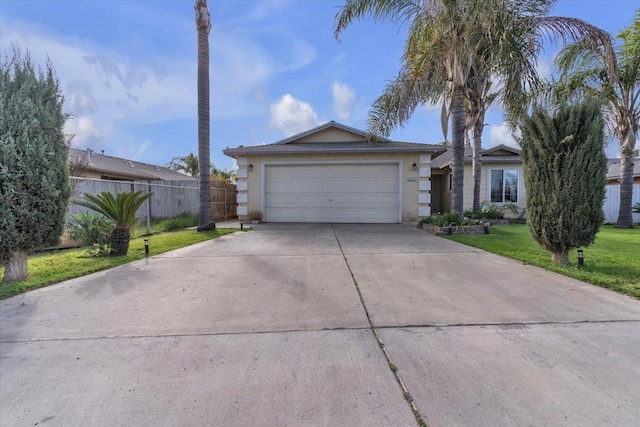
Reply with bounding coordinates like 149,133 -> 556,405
264,163 -> 400,223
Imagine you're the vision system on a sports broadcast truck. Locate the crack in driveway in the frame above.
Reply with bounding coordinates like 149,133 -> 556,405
331,224 -> 428,427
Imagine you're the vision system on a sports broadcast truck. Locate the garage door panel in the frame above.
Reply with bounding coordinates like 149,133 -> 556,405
267,178 -> 397,194
265,164 -> 400,223
267,208 -> 398,223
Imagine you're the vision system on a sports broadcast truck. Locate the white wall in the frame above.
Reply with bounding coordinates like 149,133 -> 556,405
603,184 -> 640,224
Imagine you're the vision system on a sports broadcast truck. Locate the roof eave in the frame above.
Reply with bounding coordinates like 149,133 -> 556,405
223,146 -> 443,157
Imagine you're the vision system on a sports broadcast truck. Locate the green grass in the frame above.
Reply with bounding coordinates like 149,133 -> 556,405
0,228 -> 238,300
149,213 -> 199,233
445,224 -> 640,298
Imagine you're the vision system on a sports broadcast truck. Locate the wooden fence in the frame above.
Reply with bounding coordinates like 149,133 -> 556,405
211,182 -> 238,221
70,178 -> 238,222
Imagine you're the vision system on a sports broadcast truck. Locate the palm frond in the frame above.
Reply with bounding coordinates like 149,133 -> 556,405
334,0 -> 423,41
73,191 -> 153,228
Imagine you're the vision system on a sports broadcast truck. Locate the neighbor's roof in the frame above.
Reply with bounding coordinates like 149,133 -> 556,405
223,121 -> 444,157
431,144 -> 521,169
607,156 -> 640,180
69,148 -> 197,181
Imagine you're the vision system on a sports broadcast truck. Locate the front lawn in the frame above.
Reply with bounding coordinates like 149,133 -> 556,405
0,228 -> 238,300
445,224 -> 640,299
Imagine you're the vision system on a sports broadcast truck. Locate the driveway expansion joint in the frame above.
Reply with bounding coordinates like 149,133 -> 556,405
331,224 -> 428,427
0,326 -> 375,344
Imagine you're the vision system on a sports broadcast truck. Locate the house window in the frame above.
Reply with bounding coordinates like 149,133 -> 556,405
490,169 -> 518,203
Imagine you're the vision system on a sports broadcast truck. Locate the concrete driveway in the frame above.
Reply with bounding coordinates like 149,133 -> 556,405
1,224 -> 639,426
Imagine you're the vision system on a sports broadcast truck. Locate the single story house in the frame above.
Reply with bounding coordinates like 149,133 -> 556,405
69,148 -> 196,182
223,121 -> 637,224
223,121 -> 443,223
431,144 -> 525,216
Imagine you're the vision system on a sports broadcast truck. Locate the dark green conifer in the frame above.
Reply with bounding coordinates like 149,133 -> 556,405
520,99 -> 607,264
0,50 -> 70,282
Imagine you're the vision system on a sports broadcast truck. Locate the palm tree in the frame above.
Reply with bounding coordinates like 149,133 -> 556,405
466,56 -> 499,211
555,11 -> 639,228
195,0 -> 215,231
210,165 -> 236,183
168,153 -> 200,178
335,0 -> 614,217
74,191 -> 153,256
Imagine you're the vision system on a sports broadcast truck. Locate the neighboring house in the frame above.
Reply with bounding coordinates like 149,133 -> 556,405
69,148 -> 197,182
431,144 -> 525,216
223,121 -> 443,223
604,150 -> 640,224
606,151 -> 640,185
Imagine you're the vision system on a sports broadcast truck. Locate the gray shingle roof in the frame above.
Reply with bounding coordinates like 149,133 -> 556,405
431,144 -> 521,169
607,156 -> 640,180
69,148 -> 197,181
223,121 -> 443,157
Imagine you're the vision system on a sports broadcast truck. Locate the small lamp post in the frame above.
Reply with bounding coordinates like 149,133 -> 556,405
577,249 -> 584,267
144,238 -> 150,256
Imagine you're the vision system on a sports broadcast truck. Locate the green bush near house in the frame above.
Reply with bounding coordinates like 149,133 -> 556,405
420,212 -> 462,227
464,205 -> 504,220
520,99 -> 607,265
67,211 -> 113,246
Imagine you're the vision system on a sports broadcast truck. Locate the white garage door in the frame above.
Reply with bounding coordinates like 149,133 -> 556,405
265,163 -> 400,223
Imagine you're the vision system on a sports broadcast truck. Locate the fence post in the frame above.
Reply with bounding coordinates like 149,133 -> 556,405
146,182 -> 151,234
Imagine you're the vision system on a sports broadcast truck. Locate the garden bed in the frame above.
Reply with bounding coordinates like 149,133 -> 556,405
423,223 -> 492,235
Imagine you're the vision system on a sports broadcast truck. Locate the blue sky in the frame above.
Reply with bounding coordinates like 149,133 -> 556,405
1,0 -> 637,171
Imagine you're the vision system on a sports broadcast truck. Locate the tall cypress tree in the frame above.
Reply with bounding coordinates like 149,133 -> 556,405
0,50 -> 70,283
520,99 -> 607,264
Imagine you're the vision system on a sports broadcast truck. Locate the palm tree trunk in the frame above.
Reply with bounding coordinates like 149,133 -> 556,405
615,134 -> 636,228
3,250 -> 28,283
451,85 -> 466,217
195,0 -> 215,232
472,117 -> 484,212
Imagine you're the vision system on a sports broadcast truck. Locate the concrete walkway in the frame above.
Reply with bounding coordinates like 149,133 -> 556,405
1,224 -> 639,426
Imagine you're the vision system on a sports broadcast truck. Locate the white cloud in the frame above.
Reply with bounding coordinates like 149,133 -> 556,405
489,122 -> 520,148
269,94 -> 320,137
331,81 -> 356,120
0,7 -> 317,161
64,116 -> 102,148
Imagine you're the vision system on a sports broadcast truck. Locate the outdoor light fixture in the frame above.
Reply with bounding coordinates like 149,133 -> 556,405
248,164 -> 253,172
412,163 -> 417,171
144,238 -> 149,256
577,249 -> 584,267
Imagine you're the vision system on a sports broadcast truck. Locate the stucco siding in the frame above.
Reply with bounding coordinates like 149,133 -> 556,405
296,128 -> 366,143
